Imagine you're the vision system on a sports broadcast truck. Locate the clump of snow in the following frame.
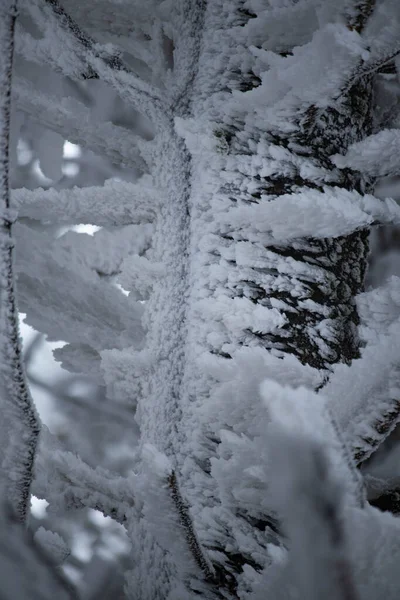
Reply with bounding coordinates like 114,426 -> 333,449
332,129 -> 400,177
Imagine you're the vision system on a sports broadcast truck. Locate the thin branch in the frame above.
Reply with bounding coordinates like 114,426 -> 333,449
28,0 -> 171,125
0,0 -> 40,524
22,331 -> 43,367
339,41 -> 400,101
12,178 -> 158,226
171,0 -> 207,116
35,445 -> 135,525
46,0 -> 158,38
168,470 -> 239,598
326,287 -> 400,467
27,371 -> 139,429
267,433 -> 360,600
168,471 -> 217,582
14,77 -> 150,171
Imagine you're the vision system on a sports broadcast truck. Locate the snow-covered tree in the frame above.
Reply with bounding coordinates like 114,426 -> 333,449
3,0 -> 400,598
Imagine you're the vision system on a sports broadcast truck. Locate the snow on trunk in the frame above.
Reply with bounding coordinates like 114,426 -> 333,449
177,1 -> 374,595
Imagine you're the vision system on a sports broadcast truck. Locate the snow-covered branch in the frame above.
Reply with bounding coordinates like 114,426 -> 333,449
332,129 -> 400,178
34,438 -> 135,525
14,77 -> 150,171
326,277 -> 400,464
167,470 -> 218,583
217,186 -> 400,242
169,0 -> 206,115
0,0 -> 40,524
14,222 -> 146,382
341,44 -> 400,100
21,0 -> 168,124
49,0 -> 159,38
138,445 -> 238,598
12,177 -> 159,226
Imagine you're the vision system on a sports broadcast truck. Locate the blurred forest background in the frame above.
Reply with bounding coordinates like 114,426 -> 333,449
13,17 -> 400,600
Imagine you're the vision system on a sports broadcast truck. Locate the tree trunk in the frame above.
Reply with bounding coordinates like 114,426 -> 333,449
175,2 -> 374,596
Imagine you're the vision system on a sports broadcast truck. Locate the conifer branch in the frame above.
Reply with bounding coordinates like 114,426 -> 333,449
34,0 -> 170,124
168,471 -> 216,582
0,0 -> 40,523
342,46 -> 400,98
12,179 -> 158,226
14,77 -> 150,171
268,433 -> 360,600
35,446 -> 135,525
168,470 -> 239,598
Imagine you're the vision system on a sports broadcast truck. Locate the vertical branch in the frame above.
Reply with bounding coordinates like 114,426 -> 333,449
168,470 -> 239,598
0,0 -> 40,523
168,471 -> 217,581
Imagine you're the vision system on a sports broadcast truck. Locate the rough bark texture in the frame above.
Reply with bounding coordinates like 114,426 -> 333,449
179,3 -> 375,596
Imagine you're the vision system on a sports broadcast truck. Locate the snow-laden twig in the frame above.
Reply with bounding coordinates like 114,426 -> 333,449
170,0 -> 206,115
28,0 -> 169,125
138,445 -> 239,598
12,177 -> 159,226
27,371 -> 139,428
14,77 -> 150,171
263,430 -> 360,600
365,474 -> 400,503
167,470 -> 218,582
340,43 -> 400,100
0,0 -> 40,524
326,277 -> 400,464
44,0 -> 160,39
34,435 -> 136,525
332,129 -> 400,178
14,222 -> 146,373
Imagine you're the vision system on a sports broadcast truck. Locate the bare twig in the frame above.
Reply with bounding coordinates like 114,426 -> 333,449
0,0 -> 40,523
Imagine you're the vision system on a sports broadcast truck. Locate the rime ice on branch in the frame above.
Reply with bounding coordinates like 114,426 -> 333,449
7,0 -> 400,598
0,0 -> 40,524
